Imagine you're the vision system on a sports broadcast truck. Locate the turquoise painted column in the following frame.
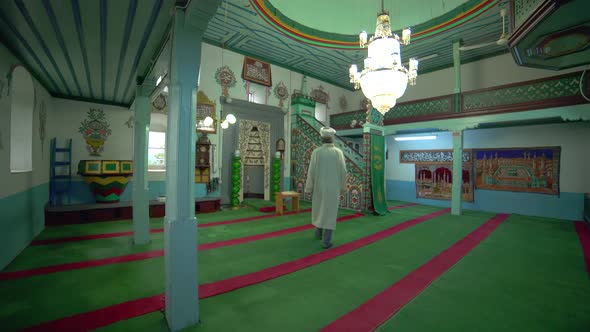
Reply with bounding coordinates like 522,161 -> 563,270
132,84 -> 151,244
451,40 -> 463,215
451,130 -> 463,215
453,40 -> 462,112
164,4 -> 218,329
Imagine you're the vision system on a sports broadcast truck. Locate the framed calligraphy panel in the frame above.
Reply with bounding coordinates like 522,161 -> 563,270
242,56 -> 272,86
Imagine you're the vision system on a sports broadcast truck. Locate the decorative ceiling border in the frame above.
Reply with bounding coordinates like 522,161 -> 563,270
250,0 -> 501,49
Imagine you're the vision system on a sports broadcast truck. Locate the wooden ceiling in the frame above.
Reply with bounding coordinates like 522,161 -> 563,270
0,0 -> 512,107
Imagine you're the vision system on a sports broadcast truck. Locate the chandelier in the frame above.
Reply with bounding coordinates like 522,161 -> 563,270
349,0 -> 418,116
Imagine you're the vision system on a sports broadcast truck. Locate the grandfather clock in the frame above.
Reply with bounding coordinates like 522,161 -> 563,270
195,133 -> 211,184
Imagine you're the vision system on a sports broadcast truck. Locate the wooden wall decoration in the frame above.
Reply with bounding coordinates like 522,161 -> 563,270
474,147 -> 561,195
195,133 -> 211,184
415,163 -> 474,201
242,56 -> 272,86
196,90 -> 217,134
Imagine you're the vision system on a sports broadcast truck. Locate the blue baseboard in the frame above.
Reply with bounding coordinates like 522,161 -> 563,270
0,183 -> 49,270
67,180 -> 212,205
386,180 -> 584,220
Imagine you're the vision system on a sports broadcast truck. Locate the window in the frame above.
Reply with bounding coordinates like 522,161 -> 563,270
10,66 -> 35,173
148,131 -> 166,171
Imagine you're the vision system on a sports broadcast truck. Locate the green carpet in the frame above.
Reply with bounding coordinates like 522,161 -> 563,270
243,198 -> 312,210
0,204 -> 437,330
97,210 -> 493,332
6,209 -> 348,272
377,214 -> 590,332
35,206 -> 268,241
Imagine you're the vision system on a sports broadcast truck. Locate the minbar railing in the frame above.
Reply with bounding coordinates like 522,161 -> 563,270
291,115 -> 365,210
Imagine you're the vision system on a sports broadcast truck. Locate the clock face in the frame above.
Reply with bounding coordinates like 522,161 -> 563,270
200,146 -> 207,152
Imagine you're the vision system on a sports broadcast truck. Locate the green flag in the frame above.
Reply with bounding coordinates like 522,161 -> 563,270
371,133 -> 388,215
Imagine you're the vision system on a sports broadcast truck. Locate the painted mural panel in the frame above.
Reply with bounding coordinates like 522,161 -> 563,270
474,147 -> 560,195
415,163 -> 474,202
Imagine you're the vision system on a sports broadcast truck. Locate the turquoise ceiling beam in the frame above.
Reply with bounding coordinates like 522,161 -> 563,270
42,0 -> 83,96
71,0 -> 94,99
113,0 -> 138,102
100,0 -> 107,100
15,0 -> 71,95
0,8 -> 60,93
120,0 -> 164,104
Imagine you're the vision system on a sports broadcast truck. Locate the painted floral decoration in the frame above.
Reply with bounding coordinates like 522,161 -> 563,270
215,65 -> 237,97
79,108 -> 111,156
125,115 -> 134,128
273,81 -> 289,108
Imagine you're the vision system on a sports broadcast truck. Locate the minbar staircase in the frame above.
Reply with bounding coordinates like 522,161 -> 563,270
291,115 -> 367,210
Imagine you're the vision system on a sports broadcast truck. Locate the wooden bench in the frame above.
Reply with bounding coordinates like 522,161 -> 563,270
275,191 -> 300,215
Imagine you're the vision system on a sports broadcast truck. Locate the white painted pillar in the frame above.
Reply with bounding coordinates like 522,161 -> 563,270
164,10 -> 201,331
132,84 -> 151,244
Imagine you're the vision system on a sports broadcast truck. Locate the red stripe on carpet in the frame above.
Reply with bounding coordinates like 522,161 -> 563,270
199,208 -> 449,299
575,221 -> 590,277
22,295 -> 163,332
2,212 -> 362,281
0,250 -> 164,281
321,213 -> 510,332
200,213 -> 363,250
198,208 -> 312,228
30,208 -> 313,245
21,208 -> 449,332
388,203 -> 417,210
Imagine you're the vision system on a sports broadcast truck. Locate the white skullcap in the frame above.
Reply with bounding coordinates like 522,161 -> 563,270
320,127 -> 336,138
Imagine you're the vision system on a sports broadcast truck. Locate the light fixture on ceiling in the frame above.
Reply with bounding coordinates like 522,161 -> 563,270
349,0 -> 418,116
394,135 -> 437,141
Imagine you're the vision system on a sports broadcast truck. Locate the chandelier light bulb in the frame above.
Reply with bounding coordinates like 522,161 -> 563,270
349,64 -> 357,76
359,31 -> 368,47
221,120 -> 229,129
203,116 -> 213,126
402,28 -> 411,45
226,113 -> 236,124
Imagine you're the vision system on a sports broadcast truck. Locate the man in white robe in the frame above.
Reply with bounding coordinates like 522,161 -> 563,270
304,127 -> 347,249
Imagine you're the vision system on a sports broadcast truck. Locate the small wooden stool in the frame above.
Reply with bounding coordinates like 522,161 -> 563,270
275,191 -> 300,215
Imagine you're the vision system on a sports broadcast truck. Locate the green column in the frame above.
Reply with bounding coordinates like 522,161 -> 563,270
272,155 -> 281,200
132,84 -> 151,245
231,153 -> 241,208
451,130 -> 463,215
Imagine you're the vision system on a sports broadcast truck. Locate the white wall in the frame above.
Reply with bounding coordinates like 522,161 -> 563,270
49,98 -> 132,180
0,42 -> 53,269
387,121 -> 590,194
0,44 -> 52,199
